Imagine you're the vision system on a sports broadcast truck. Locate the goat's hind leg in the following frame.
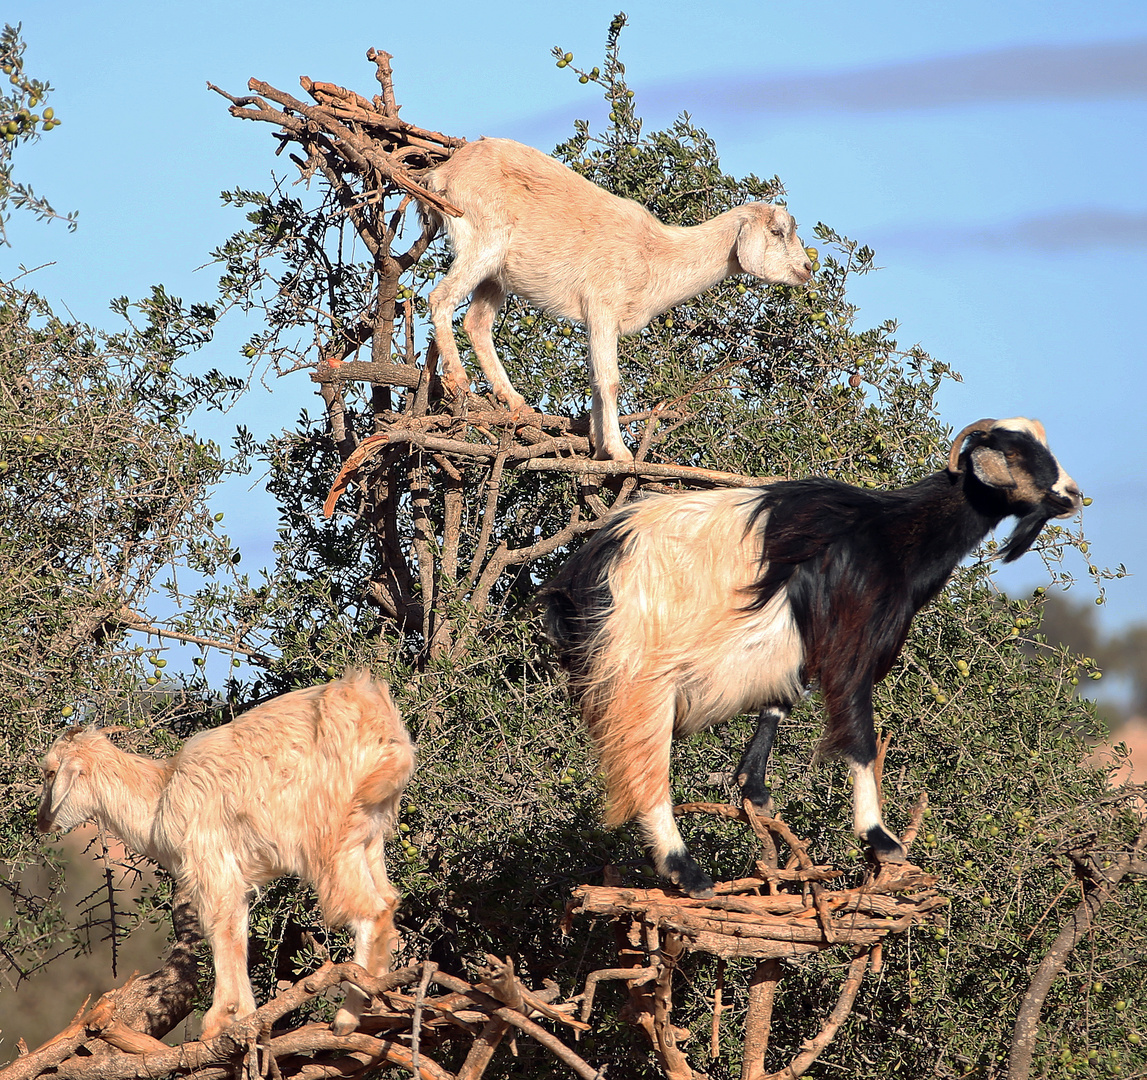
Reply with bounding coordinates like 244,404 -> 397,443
736,704 -> 788,811
329,836 -> 401,1036
428,265 -> 496,399
602,682 -> 714,897
639,798 -> 716,899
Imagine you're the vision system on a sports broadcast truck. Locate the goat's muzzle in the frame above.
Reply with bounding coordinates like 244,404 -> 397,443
36,805 -> 54,834
1046,484 -> 1083,519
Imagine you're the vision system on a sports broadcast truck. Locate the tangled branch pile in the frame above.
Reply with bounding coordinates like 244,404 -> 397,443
565,797 -> 944,1080
5,802 -> 946,1080
2,956 -> 598,1080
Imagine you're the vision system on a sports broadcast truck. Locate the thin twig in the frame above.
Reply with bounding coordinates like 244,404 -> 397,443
409,960 -> 437,1078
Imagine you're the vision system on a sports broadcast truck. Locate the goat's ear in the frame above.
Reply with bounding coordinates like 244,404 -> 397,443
969,446 -> 1017,491
49,758 -> 83,815
734,209 -> 775,277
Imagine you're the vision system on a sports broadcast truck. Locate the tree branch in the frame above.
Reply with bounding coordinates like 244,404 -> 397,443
1007,819 -> 1147,1080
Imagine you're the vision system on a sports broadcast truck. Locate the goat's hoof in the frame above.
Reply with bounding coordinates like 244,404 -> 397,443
739,783 -> 773,814
331,1010 -> 360,1037
446,377 -> 473,400
199,1015 -> 234,1042
663,851 -> 715,899
866,826 -> 908,864
877,847 -> 909,865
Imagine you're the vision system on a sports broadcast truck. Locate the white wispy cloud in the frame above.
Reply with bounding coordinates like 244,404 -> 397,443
869,209 -> 1147,251
647,40 -> 1147,116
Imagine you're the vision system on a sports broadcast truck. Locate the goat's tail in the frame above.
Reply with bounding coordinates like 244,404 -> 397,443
353,739 -> 416,813
539,513 -> 635,674
419,166 -> 449,237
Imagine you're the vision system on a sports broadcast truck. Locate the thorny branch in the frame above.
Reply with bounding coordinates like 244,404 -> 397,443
1007,810 -> 1147,1080
2,885 -> 201,1080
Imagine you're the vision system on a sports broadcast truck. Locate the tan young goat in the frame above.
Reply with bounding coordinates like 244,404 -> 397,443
425,138 -> 813,461
37,671 -> 414,1039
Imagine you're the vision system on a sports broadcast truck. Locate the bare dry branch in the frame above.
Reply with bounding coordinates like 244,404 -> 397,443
761,950 -> 870,1080
741,959 -> 782,1080
6,955 -> 609,1080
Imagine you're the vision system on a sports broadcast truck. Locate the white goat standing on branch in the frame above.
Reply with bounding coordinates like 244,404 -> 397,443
37,671 -> 415,1040
424,138 -> 813,461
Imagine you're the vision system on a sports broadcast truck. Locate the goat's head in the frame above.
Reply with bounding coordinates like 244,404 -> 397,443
948,416 -> 1082,562
37,728 -> 107,834
734,205 -> 813,286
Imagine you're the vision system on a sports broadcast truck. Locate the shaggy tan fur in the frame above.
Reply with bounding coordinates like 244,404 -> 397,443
38,672 -> 414,1039
574,488 -> 804,828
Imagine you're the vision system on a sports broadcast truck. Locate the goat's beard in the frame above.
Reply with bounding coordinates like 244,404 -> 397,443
999,507 -> 1055,563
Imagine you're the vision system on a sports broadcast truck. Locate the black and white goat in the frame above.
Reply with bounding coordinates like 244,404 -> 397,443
541,417 -> 1081,897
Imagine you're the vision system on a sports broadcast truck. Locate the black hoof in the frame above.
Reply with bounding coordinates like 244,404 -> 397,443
663,851 -> 715,899
738,776 -> 773,812
865,825 -> 907,863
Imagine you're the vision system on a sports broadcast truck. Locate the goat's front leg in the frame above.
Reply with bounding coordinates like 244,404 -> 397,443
736,704 -> 789,810
848,757 -> 906,863
821,673 -> 906,863
428,270 -> 486,398
199,888 -> 257,1040
464,281 -> 528,416
586,320 -> 632,461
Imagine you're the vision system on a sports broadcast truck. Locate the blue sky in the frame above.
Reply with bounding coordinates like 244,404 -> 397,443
5,0 -> 1146,632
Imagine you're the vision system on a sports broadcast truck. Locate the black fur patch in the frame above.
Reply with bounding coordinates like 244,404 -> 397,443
663,850 -> 715,899
736,705 -> 787,809
538,513 -> 635,677
744,473 -> 1008,762
999,505 -> 1057,562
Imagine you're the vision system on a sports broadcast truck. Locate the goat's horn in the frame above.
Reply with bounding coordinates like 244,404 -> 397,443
947,418 -> 997,474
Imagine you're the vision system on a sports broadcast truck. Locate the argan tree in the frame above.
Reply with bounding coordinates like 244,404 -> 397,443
3,17 -> 1144,1080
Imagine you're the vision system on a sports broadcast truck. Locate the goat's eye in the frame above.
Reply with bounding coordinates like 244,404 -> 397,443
771,228 -> 784,238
